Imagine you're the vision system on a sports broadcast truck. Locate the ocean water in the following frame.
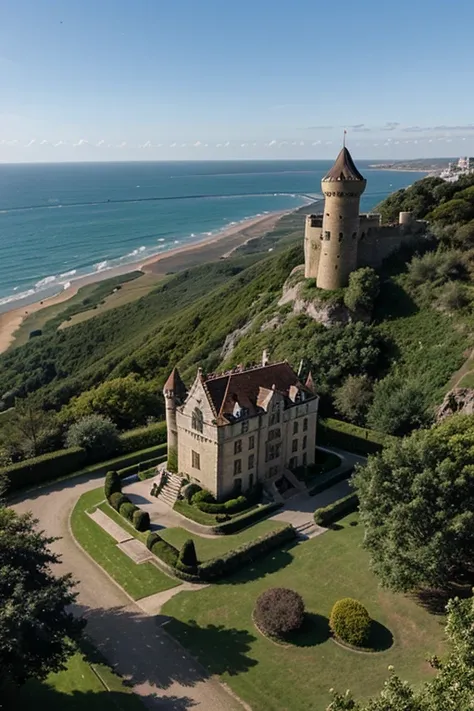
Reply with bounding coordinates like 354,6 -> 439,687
0,160 -> 426,310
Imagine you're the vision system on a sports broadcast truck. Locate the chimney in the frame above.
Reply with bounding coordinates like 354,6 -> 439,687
262,348 -> 269,367
297,359 -> 304,377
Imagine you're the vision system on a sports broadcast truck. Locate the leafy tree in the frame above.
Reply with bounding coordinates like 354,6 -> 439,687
0,506 -> 83,691
366,375 -> 429,435
438,281 -> 470,312
62,374 -> 162,430
254,588 -> 305,637
428,198 -> 474,227
344,268 -> 380,314
0,397 -> 60,460
334,375 -> 373,425
66,414 -> 119,457
354,414 -> 474,592
326,595 -> 474,711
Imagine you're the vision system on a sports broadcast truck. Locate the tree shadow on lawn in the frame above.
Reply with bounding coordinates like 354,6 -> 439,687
286,613 -> 330,648
367,620 -> 394,652
219,544 -> 296,586
166,619 -> 258,676
414,581 -> 473,616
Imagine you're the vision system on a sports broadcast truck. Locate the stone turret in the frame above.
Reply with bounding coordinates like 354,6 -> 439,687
316,147 -> 367,290
163,367 -> 187,453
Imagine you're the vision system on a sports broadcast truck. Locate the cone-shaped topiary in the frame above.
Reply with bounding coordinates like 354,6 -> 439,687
179,539 -> 198,568
330,598 -> 371,647
104,470 -> 121,499
254,587 -> 305,638
133,509 -> 150,532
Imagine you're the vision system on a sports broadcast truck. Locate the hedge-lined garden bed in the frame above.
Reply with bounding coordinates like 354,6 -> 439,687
318,418 -> 396,455
313,492 -> 359,526
173,499 -> 282,534
3,420 -> 167,493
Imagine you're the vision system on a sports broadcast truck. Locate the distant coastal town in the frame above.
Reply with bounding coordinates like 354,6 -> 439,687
370,155 -> 474,181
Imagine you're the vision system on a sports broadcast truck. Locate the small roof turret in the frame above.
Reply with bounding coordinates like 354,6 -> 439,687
163,367 -> 187,400
323,147 -> 364,182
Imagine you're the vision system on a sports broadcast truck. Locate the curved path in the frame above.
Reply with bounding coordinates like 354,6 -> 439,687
12,472 -> 245,711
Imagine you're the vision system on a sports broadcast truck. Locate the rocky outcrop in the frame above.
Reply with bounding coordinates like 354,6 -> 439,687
279,267 -> 352,328
220,321 -> 252,359
436,388 -> 474,421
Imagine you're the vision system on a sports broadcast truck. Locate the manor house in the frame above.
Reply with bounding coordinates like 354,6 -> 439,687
304,146 -> 427,289
163,354 -> 319,500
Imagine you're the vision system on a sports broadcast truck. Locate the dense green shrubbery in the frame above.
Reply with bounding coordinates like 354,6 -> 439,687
181,482 -> 202,502
108,492 -> 129,512
66,414 -> 119,458
191,489 -> 214,505
329,598 -> 371,647
254,587 -> 305,638
132,509 -> 150,532
146,532 -> 179,568
212,502 -> 283,534
119,421 -> 167,453
104,470 -> 121,499
313,492 -> 359,525
0,446 -> 87,493
176,539 -> 199,574
119,501 -> 138,522
196,495 -> 248,514
318,418 -> 395,455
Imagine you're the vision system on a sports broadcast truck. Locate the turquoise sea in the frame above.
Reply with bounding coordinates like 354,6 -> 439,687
0,160 -> 426,310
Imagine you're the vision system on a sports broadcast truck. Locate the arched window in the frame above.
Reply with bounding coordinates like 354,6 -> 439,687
192,407 -> 203,433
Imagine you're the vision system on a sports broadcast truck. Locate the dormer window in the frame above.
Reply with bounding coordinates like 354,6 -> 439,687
192,407 -> 203,433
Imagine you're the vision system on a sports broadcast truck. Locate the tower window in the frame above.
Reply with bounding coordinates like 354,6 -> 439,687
352,232 -> 357,239
192,408 -> 203,433
338,232 -> 343,242
361,231 -> 366,239
324,231 -> 330,241
192,451 -> 201,470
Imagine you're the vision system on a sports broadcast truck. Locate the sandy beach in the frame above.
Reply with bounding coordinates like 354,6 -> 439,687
0,209 -> 291,354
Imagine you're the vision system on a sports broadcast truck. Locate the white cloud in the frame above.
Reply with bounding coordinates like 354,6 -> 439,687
116,141 -> 126,148
53,140 -> 66,147
25,139 -> 36,147
3,139 -> 19,146
268,139 -> 277,147
140,140 -> 152,148
194,140 -> 202,147
73,139 -> 89,147
181,143 -> 187,147
40,139 -> 50,145
312,140 -> 321,146
169,142 -> 177,147
96,139 -> 105,147
204,143 -> 208,147
240,143 -> 247,147
223,141 -> 230,147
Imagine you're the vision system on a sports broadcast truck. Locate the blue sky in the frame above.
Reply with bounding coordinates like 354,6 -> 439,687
1,0 -> 474,161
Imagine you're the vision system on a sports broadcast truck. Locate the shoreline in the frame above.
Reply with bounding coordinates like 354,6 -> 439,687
0,209 -> 293,354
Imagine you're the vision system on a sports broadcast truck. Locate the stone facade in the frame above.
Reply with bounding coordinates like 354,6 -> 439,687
304,147 -> 427,289
163,358 -> 319,500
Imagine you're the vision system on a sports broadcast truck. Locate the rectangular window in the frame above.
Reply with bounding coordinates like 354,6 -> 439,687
293,421 -> 299,435
191,451 -> 200,470
302,435 -> 307,451
241,420 -> 249,434
289,456 -> 297,470
234,459 -> 242,476
303,418 -> 308,432
324,230 -> 331,241
269,411 -> 280,426
268,427 -> 281,442
248,454 -> 255,470
248,435 -> 255,450
234,439 -> 242,454
292,438 -> 298,453
302,452 -> 307,466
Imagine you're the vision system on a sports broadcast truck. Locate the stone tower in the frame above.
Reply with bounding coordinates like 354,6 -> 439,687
163,367 -> 186,453
316,146 -> 367,290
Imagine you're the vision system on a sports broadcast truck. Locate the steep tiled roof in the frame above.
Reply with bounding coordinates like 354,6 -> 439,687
204,362 -> 316,422
163,367 -> 187,400
323,147 -> 364,182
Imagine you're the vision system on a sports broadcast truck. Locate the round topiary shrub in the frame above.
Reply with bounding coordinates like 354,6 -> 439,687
191,489 -> 215,505
182,482 -> 201,502
133,509 -> 150,532
104,470 -> 121,499
254,587 -> 305,638
108,492 -> 128,511
329,598 -> 371,647
119,501 -> 138,522
176,539 -> 199,574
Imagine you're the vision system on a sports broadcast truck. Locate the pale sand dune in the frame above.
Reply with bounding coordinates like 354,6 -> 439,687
0,209 -> 290,354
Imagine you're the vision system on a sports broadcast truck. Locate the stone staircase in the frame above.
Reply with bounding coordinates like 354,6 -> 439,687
294,520 -> 322,540
155,471 -> 182,508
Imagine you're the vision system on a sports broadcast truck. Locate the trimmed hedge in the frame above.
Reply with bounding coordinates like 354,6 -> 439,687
197,525 -> 296,581
197,495 -> 249,514
330,598 -> 371,647
117,449 -> 167,479
318,418 -> 396,455
313,493 -> 359,526
132,509 -> 150,532
109,492 -> 130,511
308,467 -> 354,496
104,470 -> 121,499
119,421 -> 167,454
1,447 -> 87,492
146,532 -> 179,568
191,489 -> 214,505
213,502 -> 282,534
119,501 -> 139,522
176,539 -> 199,575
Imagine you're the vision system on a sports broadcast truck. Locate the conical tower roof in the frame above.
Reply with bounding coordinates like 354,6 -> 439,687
322,147 -> 364,182
305,371 -> 316,393
163,367 -> 187,399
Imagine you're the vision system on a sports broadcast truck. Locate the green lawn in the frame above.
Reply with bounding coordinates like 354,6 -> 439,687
159,520 -> 286,561
163,512 -> 446,711
458,370 -> 474,388
71,488 -> 178,600
20,644 -> 144,710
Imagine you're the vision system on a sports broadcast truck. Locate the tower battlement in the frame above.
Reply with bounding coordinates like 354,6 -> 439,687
304,148 -> 427,288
